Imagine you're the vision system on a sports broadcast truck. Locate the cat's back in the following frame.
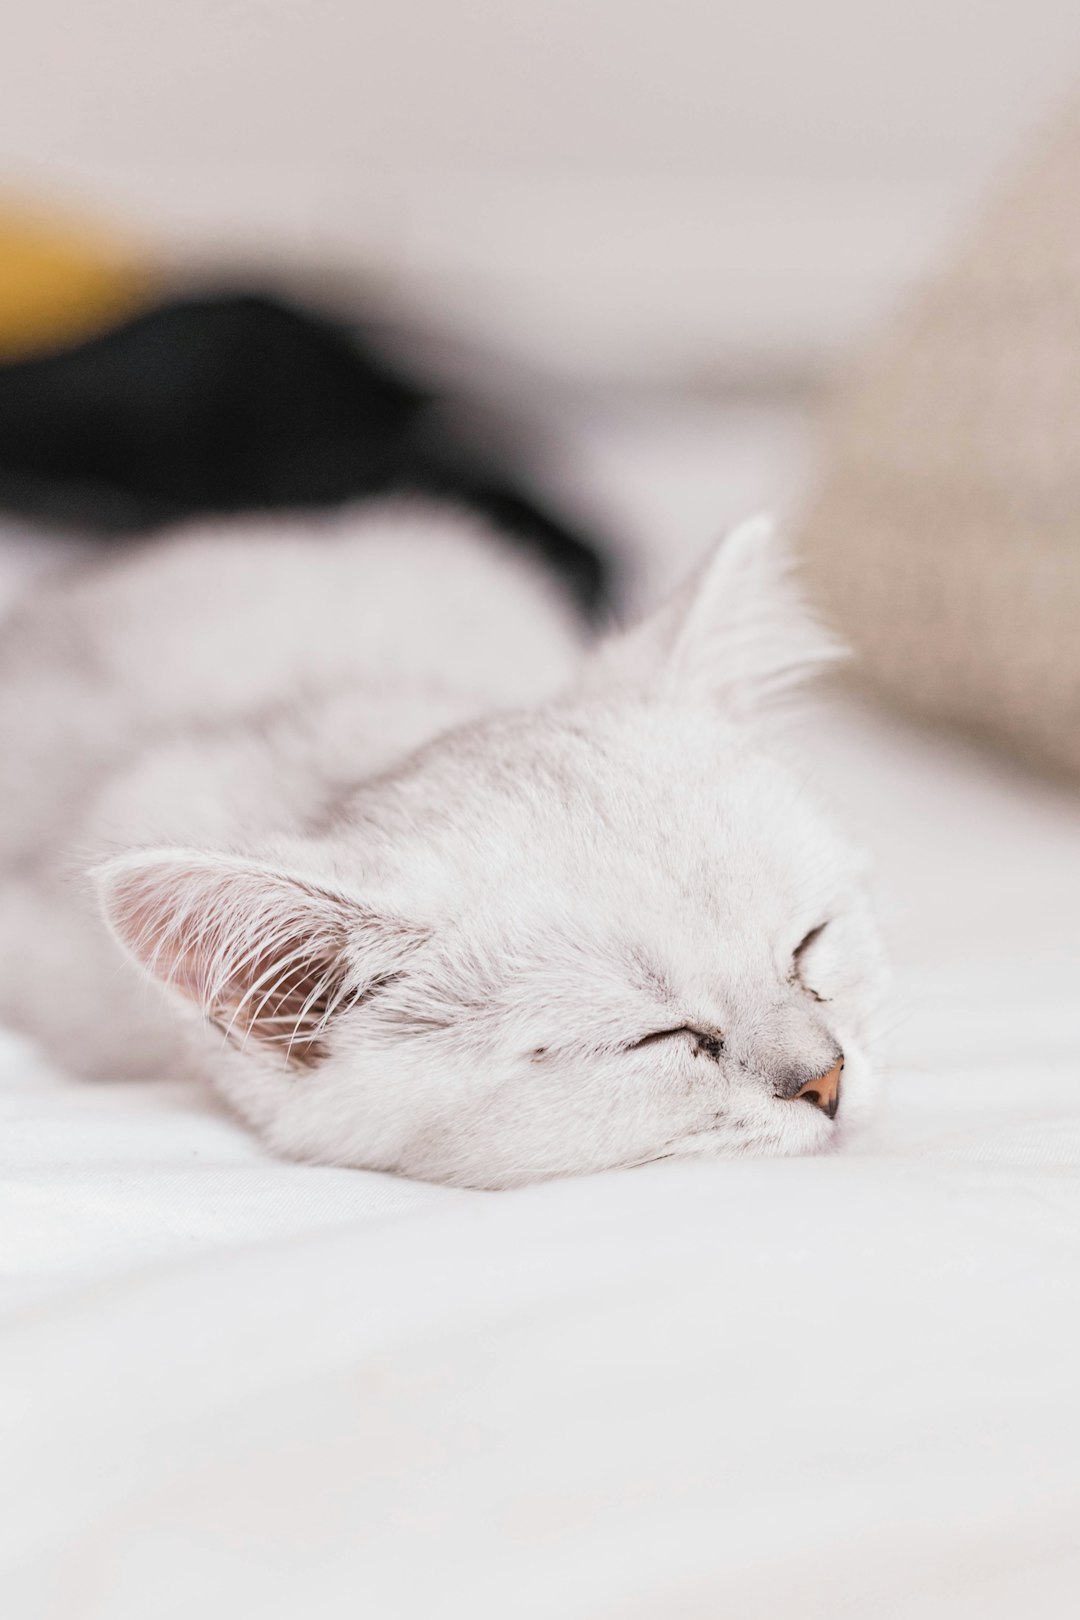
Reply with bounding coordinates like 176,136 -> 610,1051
0,500 -> 585,860
5,499 -> 583,714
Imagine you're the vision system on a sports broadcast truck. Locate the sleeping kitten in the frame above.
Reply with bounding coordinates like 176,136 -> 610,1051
0,503 -> 885,1187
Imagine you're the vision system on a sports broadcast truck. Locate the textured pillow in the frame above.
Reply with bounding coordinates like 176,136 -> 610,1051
798,97 -> 1080,784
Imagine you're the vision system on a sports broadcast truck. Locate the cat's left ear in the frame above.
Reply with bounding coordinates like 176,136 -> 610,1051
94,848 -> 425,1067
585,514 -> 844,718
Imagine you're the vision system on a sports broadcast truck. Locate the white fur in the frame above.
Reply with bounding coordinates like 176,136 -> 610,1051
0,502 -> 886,1188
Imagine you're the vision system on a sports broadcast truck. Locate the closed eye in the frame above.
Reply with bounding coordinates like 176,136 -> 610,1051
793,922 -> 830,1000
625,1023 -> 693,1049
627,1026 -> 695,1051
627,1026 -> 723,1058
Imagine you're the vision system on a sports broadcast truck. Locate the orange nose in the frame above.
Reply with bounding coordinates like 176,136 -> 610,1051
795,1058 -> 843,1119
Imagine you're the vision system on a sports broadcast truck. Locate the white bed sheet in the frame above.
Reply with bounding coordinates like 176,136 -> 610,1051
2,408 -> 1080,1619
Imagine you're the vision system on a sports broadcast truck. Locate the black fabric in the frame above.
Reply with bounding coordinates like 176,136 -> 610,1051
0,292 -> 609,616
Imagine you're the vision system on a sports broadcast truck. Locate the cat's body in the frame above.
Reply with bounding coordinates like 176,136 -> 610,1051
0,502 -> 886,1187
0,504 -> 582,1079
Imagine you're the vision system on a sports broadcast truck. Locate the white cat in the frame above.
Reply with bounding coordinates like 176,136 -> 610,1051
0,502 -> 885,1187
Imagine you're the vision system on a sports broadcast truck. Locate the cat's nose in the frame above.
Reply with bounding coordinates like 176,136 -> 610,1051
792,1057 -> 843,1119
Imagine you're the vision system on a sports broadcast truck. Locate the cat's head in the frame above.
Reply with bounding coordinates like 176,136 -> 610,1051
95,517 -> 887,1188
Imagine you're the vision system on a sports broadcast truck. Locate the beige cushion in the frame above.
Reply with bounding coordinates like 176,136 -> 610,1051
799,97 -> 1080,783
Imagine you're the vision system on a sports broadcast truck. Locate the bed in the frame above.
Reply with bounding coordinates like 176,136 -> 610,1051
3,404 -> 1079,1618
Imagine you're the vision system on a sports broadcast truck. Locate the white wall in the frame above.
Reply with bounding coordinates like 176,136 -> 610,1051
3,1 -> 1080,381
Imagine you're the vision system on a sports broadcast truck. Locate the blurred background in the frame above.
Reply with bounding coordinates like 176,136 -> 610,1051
3,0 -> 1079,383
2,0 -> 1080,769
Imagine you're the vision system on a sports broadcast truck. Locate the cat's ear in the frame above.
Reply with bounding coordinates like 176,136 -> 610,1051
586,514 -> 844,718
94,848 -> 423,1067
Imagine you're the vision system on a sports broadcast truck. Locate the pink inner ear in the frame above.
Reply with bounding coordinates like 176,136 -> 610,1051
207,932 -> 352,1069
102,857 -> 356,1069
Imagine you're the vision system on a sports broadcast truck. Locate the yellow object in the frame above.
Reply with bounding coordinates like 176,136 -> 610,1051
0,201 -> 155,363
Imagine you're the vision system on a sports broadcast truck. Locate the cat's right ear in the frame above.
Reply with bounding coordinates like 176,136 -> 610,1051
583,514 -> 844,719
94,848 -> 425,1067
